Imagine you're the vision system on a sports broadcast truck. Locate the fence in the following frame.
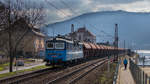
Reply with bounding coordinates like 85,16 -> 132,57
0,58 -> 9,64
129,59 -> 150,84
113,60 -> 121,84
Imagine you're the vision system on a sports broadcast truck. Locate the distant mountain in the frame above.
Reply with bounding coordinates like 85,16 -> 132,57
44,10 -> 150,50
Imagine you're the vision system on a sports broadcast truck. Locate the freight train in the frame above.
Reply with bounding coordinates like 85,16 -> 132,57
44,37 -> 125,66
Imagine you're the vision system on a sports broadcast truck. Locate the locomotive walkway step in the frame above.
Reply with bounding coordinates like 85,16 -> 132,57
117,57 -> 135,84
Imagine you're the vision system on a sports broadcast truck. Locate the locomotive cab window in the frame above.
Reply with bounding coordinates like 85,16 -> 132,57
55,42 -> 65,49
46,42 -> 54,49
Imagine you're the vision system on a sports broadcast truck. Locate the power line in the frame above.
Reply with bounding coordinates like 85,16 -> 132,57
59,0 -> 76,14
45,0 -> 86,29
89,24 -> 114,38
45,0 -> 114,41
45,0 -> 67,17
59,0 -> 114,39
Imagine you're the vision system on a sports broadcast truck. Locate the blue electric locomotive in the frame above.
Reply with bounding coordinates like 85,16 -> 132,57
45,37 -> 83,66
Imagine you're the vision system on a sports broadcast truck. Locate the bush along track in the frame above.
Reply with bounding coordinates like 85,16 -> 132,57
95,63 -> 117,84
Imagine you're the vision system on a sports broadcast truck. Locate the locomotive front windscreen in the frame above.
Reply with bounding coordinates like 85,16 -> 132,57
46,42 -> 54,49
55,42 -> 65,49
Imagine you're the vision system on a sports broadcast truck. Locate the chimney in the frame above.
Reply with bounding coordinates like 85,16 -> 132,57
71,24 -> 74,33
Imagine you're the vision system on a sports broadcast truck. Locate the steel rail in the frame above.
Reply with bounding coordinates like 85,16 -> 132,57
46,58 -> 107,84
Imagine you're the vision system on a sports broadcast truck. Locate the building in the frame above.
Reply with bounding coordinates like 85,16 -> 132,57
0,18 -> 45,58
22,27 -> 45,58
69,25 -> 96,43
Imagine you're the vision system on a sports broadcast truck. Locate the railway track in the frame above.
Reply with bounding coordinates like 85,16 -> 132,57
46,58 -> 107,84
0,58 -> 107,84
0,67 -> 59,84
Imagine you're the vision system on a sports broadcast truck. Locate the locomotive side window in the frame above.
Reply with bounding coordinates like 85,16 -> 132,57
55,42 -> 65,49
46,42 -> 54,49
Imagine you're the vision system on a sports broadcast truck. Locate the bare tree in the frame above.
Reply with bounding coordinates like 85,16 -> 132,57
0,0 -> 45,72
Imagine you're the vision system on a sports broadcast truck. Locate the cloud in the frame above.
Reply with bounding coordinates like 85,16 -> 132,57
56,9 -> 73,19
43,0 -> 150,23
116,0 -> 150,12
84,0 -> 150,12
90,0 -> 142,5
1,0 -> 149,23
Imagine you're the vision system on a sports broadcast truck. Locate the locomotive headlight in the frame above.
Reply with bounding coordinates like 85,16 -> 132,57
52,56 -> 57,58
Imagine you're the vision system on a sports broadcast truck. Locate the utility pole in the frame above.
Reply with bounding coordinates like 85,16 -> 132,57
71,24 -> 74,40
8,0 -> 13,72
71,24 -> 74,33
142,55 -> 145,84
52,27 -> 55,37
114,24 -> 119,61
108,53 -> 110,72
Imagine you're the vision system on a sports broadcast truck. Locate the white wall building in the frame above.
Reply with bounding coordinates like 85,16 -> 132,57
70,26 -> 96,43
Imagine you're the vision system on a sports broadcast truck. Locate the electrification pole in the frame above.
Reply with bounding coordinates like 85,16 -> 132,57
124,40 -> 126,57
114,24 -> 119,61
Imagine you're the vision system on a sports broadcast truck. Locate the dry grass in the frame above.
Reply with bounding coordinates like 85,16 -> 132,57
0,65 -> 51,79
96,63 -> 117,84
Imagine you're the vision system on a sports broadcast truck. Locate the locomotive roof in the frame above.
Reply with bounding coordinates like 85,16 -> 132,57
46,38 -> 83,44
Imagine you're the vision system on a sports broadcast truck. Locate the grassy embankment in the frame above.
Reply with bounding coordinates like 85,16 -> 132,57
0,65 -> 51,79
95,63 -> 117,84
0,63 -> 9,71
0,59 -> 50,79
0,59 -> 39,71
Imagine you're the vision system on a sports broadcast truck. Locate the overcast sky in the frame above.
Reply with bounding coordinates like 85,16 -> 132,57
1,0 -> 150,24
38,0 -> 150,24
